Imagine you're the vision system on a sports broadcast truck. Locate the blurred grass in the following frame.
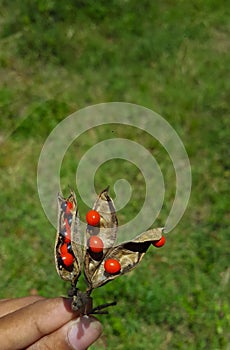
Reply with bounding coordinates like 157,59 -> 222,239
0,1 -> 229,349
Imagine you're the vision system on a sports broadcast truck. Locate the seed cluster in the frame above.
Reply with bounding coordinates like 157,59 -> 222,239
59,199 -> 165,274
86,209 -> 121,274
56,189 -> 166,314
59,202 -> 122,275
59,201 -> 75,267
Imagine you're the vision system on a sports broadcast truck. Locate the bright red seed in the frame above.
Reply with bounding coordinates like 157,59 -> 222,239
60,243 -> 68,255
60,243 -> 71,255
66,201 -> 73,214
86,210 -> 100,226
152,235 -> 166,248
89,235 -> 104,253
61,252 -> 74,267
104,258 -> 121,274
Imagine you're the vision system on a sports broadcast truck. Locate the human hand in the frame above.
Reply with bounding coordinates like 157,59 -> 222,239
0,296 -> 102,349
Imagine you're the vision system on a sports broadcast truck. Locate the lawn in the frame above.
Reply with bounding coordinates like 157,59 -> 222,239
0,1 -> 229,349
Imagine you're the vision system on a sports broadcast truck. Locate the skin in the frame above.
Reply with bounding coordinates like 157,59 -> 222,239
0,296 -> 102,350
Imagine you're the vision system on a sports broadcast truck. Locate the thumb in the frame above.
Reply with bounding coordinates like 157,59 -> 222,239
28,315 -> 102,350
67,316 -> 102,350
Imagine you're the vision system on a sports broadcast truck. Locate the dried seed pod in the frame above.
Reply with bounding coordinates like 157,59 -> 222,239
55,187 -> 164,315
55,191 -> 83,283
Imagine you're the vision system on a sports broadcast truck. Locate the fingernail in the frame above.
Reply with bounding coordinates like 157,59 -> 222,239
67,316 -> 102,350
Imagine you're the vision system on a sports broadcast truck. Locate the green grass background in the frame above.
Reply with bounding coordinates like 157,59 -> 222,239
0,1 -> 229,349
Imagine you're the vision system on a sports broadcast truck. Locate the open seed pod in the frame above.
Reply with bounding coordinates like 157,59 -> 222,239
55,187 -> 164,314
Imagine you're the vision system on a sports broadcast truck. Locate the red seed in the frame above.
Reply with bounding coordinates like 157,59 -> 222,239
86,210 -> 100,226
89,236 -> 104,253
152,235 -> 166,248
104,259 -> 121,274
66,201 -> 73,214
61,252 -> 74,267
60,243 -> 71,255
60,243 -> 68,255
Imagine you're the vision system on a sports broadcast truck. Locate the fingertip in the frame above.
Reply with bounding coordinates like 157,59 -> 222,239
67,316 -> 102,350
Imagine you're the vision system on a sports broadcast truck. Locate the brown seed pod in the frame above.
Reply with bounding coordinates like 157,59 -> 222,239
55,187 -> 164,314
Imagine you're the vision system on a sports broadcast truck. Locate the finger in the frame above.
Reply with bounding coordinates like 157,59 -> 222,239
27,316 -> 102,350
0,296 -> 44,317
0,297 -> 77,350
